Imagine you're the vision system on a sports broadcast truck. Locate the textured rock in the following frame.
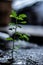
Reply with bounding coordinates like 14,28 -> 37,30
0,46 -> 43,65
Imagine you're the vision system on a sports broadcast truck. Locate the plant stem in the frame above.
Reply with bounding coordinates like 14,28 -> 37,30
12,13 -> 18,60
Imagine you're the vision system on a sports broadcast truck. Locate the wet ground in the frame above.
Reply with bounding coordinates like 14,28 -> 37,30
0,40 -> 43,65
12,48 -> 43,65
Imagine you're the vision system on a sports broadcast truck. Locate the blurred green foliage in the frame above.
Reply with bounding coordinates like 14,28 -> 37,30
14,32 -> 29,41
10,10 -> 27,24
6,10 -> 29,41
9,10 -> 29,42
6,32 -> 29,42
6,37 -> 13,41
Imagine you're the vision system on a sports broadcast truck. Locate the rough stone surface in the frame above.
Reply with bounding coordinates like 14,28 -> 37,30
0,43 -> 43,65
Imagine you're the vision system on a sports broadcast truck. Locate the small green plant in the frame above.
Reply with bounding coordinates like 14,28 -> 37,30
6,10 -> 29,60
9,10 -> 29,41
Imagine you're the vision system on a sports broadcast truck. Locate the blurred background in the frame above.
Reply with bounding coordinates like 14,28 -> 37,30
11,0 -> 43,45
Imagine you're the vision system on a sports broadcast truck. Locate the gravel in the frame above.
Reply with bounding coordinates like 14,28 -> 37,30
0,40 -> 43,65
0,47 -> 43,65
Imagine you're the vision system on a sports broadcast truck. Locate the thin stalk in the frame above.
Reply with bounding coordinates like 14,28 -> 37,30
12,15 -> 18,60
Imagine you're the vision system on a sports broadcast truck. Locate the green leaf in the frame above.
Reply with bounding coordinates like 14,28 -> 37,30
19,35 -> 23,39
16,17 -> 19,20
23,35 -> 29,41
19,14 -> 27,18
10,15 -> 14,18
10,10 -> 17,18
16,17 -> 23,20
20,21 -> 27,24
6,37 -> 13,41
